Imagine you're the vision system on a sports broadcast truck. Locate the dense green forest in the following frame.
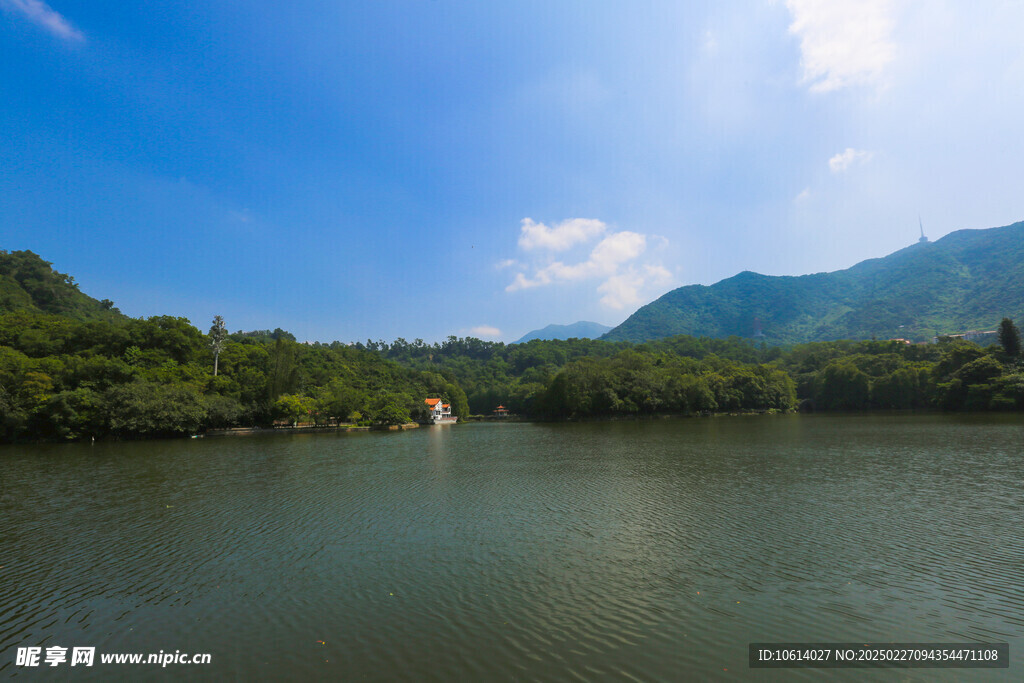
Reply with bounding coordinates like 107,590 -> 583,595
370,334 -> 781,416
0,251 -> 469,441
2,249 -> 1022,443
603,220 -> 1024,344
371,332 -> 1023,417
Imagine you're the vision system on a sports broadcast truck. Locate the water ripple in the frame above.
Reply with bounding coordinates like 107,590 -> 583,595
1,416 -> 1022,679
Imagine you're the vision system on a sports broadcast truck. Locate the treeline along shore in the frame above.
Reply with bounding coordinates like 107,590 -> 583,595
2,249 -> 1024,443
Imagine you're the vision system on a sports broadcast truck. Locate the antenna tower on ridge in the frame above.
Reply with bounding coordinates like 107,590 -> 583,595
918,216 -> 928,243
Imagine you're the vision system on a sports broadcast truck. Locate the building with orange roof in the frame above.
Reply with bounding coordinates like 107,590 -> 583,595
424,398 -> 458,424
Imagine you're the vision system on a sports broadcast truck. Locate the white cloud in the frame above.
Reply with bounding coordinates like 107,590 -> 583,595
505,271 -> 546,292
1,0 -> 85,42
645,264 -> 673,284
786,0 -> 895,92
591,231 -> 646,269
597,272 -> 645,310
597,265 -> 674,310
794,187 -> 811,202
506,218 -> 672,308
495,258 -> 518,270
508,231 -> 647,289
828,147 -> 873,172
468,325 -> 501,338
517,217 -> 606,251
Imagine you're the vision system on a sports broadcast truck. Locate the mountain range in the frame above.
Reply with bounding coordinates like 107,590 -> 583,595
7,219 -> 1024,349
602,220 -> 1024,344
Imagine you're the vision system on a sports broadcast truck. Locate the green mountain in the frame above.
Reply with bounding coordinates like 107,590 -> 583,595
0,250 -> 125,321
515,321 -> 612,343
0,249 -> 474,441
602,220 -> 1024,344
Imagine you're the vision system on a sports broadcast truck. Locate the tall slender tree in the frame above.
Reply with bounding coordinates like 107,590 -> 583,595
999,317 -> 1021,359
209,315 -> 228,376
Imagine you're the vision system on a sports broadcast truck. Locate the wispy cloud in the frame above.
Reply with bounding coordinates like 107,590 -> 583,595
794,187 -> 811,202
506,218 -> 673,309
828,147 -> 873,173
468,325 -> 501,338
786,0 -> 894,92
1,0 -> 85,42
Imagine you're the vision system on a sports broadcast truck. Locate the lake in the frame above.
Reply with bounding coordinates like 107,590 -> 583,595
1,415 -> 1022,680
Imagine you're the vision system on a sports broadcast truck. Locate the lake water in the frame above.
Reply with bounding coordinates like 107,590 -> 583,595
1,415 -> 1022,680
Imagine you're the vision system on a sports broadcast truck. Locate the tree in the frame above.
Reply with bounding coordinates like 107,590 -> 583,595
998,317 -> 1021,359
266,337 -> 299,399
273,393 -> 315,426
106,382 -> 207,437
816,360 -> 870,410
209,315 -> 228,376
368,396 -> 411,425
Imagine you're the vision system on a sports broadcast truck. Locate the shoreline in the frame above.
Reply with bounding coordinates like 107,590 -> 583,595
2,409 -> 1008,446
204,422 -> 421,437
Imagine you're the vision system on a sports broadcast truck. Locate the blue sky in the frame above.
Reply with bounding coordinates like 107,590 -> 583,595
3,1 -> 1023,343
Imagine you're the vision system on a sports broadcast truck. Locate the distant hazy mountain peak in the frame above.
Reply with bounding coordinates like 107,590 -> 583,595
515,321 -> 612,343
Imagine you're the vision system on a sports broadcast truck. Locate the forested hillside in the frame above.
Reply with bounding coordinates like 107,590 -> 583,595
0,253 -> 469,440
0,250 -> 125,321
3,250 -> 1023,443
0,307 -> 470,441
603,220 -> 1024,344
